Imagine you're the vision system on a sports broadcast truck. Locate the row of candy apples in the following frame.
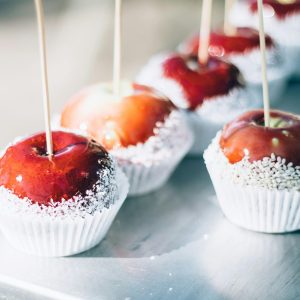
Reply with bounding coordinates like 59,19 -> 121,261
0,0 -> 299,257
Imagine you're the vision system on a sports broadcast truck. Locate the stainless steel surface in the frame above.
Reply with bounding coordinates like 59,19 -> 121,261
0,83 -> 299,300
0,283 -> 51,300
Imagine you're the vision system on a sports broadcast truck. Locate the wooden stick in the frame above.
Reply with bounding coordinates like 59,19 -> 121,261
224,0 -> 236,36
257,0 -> 270,127
113,0 -> 122,97
34,0 -> 53,157
198,0 -> 213,65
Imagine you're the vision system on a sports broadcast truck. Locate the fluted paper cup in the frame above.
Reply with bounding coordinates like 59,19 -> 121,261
0,170 -> 129,257
118,157 -> 182,196
206,163 -> 300,233
118,126 -> 193,196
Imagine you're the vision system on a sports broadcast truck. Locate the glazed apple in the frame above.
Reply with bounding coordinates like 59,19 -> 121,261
162,55 -> 243,110
61,83 -> 174,150
0,131 -> 111,205
249,0 -> 300,19
220,110 -> 300,165
180,27 -> 274,58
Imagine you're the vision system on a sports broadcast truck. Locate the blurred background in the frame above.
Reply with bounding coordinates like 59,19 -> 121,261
0,0 -> 223,148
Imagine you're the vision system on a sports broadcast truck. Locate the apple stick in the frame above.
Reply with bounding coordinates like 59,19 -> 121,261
257,0 -> 270,127
198,0 -> 213,65
34,0 -> 53,157
113,0 -> 122,97
224,0 -> 236,36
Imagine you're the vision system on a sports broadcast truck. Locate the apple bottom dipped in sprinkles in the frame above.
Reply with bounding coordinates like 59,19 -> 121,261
204,110 -> 300,233
205,134 -> 300,192
0,131 -> 129,257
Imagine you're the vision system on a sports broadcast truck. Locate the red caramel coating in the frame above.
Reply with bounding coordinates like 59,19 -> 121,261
249,0 -> 300,19
220,110 -> 300,165
0,131 -> 111,205
163,55 -> 243,110
180,28 -> 274,57
61,83 -> 174,150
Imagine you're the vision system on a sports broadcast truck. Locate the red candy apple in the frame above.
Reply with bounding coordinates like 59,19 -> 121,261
162,55 -> 243,110
249,0 -> 300,19
61,83 -> 174,150
180,27 -> 274,58
0,131 -> 110,205
220,110 -> 300,165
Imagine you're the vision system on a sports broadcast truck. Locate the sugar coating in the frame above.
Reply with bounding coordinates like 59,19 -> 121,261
195,87 -> 256,124
230,2 -> 300,47
228,47 -> 287,83
137,53 -> 255,124
111,110 -> 193,166
0,154 -> 123,219
204,132 -> 300,191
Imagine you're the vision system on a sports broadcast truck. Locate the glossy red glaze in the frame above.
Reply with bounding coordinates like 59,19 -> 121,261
163,55 -> 243,110
220,110 -> 300,165
180,27 -> 274,57
249,0 -> 300,19
0,131 -> 110,205
61,83 -> 174,150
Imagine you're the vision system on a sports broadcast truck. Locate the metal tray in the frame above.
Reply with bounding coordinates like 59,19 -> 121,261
0,83 -> 300,300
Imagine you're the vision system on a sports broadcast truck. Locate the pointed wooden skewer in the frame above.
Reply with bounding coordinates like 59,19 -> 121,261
257,0 -> 270,127
113,0 -> 122,98
34,0 -> 53,157
198,0 -> 213,65
224,0 -> 236,36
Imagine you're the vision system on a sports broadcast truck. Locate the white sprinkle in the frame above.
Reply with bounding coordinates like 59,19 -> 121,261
168,288 -> 173,292
169,272 -> 173,277
16,175 -> 23,183
150,256 -> 156,260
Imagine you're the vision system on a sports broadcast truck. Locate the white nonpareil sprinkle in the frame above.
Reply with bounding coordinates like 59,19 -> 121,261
204,132 -> 300,191
0,156 -> 122,219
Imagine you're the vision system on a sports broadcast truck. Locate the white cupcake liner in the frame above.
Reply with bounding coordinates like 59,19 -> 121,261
0,170 -> 129,257
186,111 -> 223,156
117,123 -> 193,196
206,161 -> 300,233
118,157 -> 181,196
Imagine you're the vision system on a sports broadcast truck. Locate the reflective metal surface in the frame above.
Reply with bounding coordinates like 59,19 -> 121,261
0,83 -> 299,299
